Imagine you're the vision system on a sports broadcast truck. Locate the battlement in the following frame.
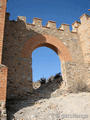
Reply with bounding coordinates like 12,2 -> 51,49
17,16 -> 26,22
59,24 -> 70,32
6,13 -> 90,33
46,21 -> 56,29
72,21 -> 81,32
80,14 -> 90,24
33,18 -> 42,26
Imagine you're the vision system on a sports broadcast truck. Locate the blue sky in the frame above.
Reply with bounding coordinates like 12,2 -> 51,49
7,0 -> 90,81
32,47 -> 61,81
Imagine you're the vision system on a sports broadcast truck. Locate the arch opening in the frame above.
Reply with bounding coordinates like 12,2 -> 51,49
32,46 -> 61,81
21,34 -> 72,93
32,46 -> 63,90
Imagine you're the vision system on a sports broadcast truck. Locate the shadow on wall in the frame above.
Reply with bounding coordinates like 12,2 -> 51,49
7,75 -> 63,120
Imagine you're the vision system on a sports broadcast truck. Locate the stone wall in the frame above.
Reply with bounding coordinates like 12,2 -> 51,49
0,0 -> 7,63
78,14 -> 90,63
72,14 -> 90,92
2,13 -> 90,99
0,0 -> 7,119
0,65 -> 7,120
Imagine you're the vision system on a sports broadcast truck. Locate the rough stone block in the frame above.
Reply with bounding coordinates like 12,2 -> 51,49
46,21 -> 56,29
33,18 -> 42,26
72,21 -> 81,32
60,24 -> 70,32
80,14 -> 89,24
17,16 -> 26,23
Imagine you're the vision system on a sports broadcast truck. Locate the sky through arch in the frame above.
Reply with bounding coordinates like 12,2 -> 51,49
32,47 -> 61,82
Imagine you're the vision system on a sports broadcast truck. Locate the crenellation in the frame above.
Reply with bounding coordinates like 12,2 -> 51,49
72,21 -> 81,32
4,15 -> 90,34
60,24 -> 70,32
33,18 -> 42,27
17,16 -> 26,23
80,14 -> 89,24
46,21 -> 56,29
72,21 -> 81,27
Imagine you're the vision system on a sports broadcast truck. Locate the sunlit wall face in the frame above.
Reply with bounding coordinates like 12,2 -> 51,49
32,47 -> 61,82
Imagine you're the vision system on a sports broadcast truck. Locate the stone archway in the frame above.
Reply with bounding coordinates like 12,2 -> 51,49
22,34 -> 72,61
22,34 -> 72,91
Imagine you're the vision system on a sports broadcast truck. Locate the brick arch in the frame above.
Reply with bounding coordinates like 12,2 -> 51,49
22,34 -> 72,61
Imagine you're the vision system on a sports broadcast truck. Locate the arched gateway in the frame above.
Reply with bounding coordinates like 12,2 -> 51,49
22,34 -> 72,92
22,34 -> 71,61
2,14 -> 90,100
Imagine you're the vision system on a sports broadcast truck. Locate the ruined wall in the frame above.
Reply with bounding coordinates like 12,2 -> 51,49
2,13 -> 89,99
0,0 -> 7,119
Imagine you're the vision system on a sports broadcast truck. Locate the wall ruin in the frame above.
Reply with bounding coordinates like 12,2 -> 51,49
2,13 -> 90,99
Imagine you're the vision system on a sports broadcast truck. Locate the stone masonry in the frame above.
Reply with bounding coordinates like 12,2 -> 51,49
0,0 -> 7,119
0,0 -> 90,119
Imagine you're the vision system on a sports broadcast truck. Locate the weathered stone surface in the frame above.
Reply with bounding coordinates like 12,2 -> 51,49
0,0 -> 7,63
0,101 -> 7,120
7,92 -> 90,120
78,14 -> 90,63
0,0 -> 7,119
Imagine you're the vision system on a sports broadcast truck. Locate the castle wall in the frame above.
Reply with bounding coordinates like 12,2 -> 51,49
2,15 -> 89,99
